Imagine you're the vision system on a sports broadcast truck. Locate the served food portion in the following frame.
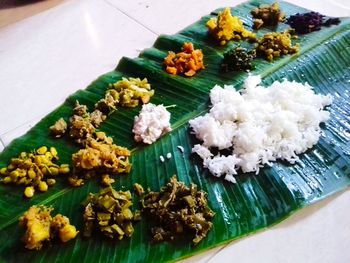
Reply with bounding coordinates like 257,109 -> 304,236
0,146 -> 70,198
256,30 -> 299,61
190,75 -> 332,182
133,103 -> 172,144
251,2 -> 286,29
140,176 -> 215,245
96,77 -> 154,113
50,101 -> 106,145
83,187 -> 140,239
221,47 -> 256,72
206,7 -> 256,45
287,11 -> 341,34
164,42 -> 204,77
19,205 -> 78,250
70,132 -> 131,187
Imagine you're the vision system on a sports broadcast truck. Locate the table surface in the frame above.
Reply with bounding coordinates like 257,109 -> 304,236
0,1 -> 350,262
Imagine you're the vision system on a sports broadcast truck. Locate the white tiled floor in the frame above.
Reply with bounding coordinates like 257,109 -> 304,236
108,0 -> 350,36
206,191 -> 350,263
0,0 -> 156,136
0,139 -> 4,152
0,115 -> 43,146
1,1 -> 350,262
106,0 -> 246,35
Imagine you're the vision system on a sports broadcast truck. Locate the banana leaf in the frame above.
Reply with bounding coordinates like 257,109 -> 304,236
0,0 -> 350,262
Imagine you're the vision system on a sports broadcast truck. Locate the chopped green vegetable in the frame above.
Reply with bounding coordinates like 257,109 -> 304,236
83,187 -> 139,240
96,77 -> 154,114
141,176 -> 215,245
221,47 -> 256,72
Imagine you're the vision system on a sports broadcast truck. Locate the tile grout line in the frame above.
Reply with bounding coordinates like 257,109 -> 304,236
0,113 -> 44,137
103,0 -> 159,37
204,243 -> 230,263
0,137 -> 6,148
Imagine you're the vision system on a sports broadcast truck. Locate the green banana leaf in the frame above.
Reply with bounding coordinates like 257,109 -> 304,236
1,0 -> 350,262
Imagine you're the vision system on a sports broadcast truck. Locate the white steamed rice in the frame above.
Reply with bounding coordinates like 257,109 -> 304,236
189,75 -> 332,182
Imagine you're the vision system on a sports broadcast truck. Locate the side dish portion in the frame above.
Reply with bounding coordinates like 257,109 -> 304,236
19,205 -> 78,250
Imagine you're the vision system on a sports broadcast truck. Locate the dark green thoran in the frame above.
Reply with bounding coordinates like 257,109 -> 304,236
221,47 -> 256,72
83,187 -> 140,239
141,176 -> 215,245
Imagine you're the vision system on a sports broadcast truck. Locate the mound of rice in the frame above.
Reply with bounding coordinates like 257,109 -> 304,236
189,75 -> 332,182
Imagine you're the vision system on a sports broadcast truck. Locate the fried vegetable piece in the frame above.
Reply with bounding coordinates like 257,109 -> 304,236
286,12 -> 340,34
19,206 -> 51,250
251,2 -> 285,29
51,214 -> 79,243
256,30 -> 300,61
49,118 -> 67,138
101,174 -> 115,186
70,131 -> 131,187
0,146 -> 70,198
164,42 -> 205,77
221,47 -> 256,72
206,7 -> 256,45
82,187 -> 140,239
95,77 -> 154,114
141,176 -> 215,245
133,183 -> 144,196
19,205 -> 78,250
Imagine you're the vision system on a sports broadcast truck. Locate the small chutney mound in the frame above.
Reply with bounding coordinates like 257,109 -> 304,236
221,47 -> 256,72
133,103 -> 172,144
